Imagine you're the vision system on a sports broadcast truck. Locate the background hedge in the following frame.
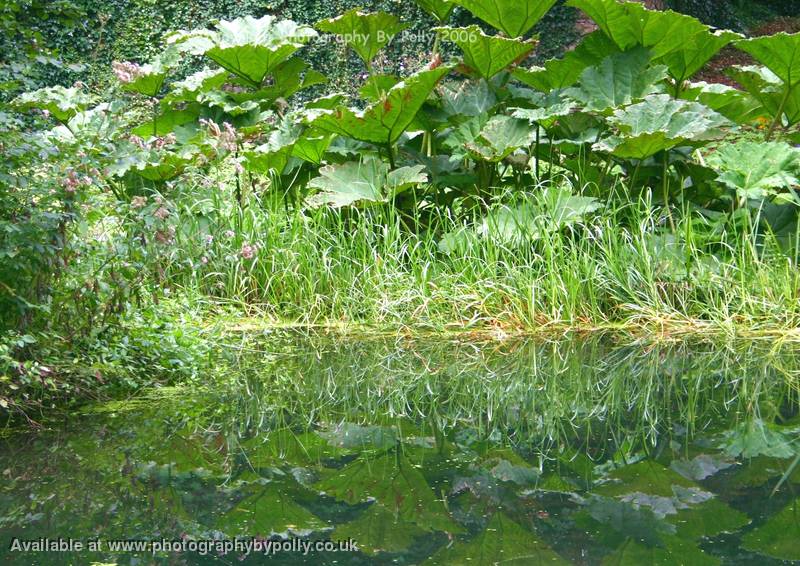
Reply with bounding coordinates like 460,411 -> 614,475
1,0 -> 796,97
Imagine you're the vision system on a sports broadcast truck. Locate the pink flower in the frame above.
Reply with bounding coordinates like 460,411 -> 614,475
131,196 -> 147,209
240,243 -> 258,260
153,206 -> 170,220
112,61 -> 146,84
204,235 -> 214,245
201,256 -> 209,265
224,230 -> 235,239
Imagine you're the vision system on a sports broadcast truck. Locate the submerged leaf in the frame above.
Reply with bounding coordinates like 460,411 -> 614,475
742,497 -> 800,561
316,452 -> 461,532
426,512 -> 568,564
333,504 -> 426,555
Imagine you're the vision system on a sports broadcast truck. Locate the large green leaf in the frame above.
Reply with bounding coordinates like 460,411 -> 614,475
564,48 -> 667,113
680,81 -> 763,124
597,94 -> 730,159
13,86 -> 94,123
736,32 -> 800,88
440,80 -> 498,119
198,58 -> 326,113
426,512 -> 568,565
727,65 -> 800,127
311,65 -> 450,145
413,0 -> 455,22
242,116 -> 334,174
511,91 -> 576,128
114,48 -> 180,97
165,68 -> 229,104
453,0 -> 558,38
704,141 -> 800,200
742,497 -> 800,561
437,26 -> 537,79
306,157 -> 427,208
657,29 -> 742,86
440,187 -> 602,251
466,115 -> 537,162
168,16 -> 317,86
567,0 -> 708,58
513,31 -> 620,92
316,9 -> 408,67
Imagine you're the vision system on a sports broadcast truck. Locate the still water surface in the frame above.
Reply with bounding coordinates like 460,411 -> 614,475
1,334 -> 799,564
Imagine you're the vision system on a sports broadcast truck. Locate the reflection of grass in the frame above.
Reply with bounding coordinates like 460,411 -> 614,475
217,334 -> 800,457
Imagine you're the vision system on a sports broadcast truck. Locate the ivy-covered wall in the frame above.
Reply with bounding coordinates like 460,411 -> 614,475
37,0 -> 579,91
5,0 -> 796,95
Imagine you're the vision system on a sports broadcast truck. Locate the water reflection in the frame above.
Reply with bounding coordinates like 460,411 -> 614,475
1,334 -> 799,564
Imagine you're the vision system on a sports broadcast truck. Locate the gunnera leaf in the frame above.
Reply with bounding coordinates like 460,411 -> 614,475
656,28 -> 741,86
310,65 -> 451,145
436,25 -> 537,79
597,94 -> 730,159
306,157 -> 427,208
680,81 -> 763,124
316,9 -> 409,67
13,86 -> 95,123
466,115 -> 538,162
413,0 -> 455,22
513,31 -> 620,92
727,65 -> 800,127
168,15 -> 317,86
564,47 -> 667,113
735,32 -> 800,89
704,141 -> 800,200
452,0 -> 558,39
566,0 -> 708,59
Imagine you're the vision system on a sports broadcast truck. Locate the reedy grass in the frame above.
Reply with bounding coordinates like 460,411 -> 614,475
157,175 -> 800,337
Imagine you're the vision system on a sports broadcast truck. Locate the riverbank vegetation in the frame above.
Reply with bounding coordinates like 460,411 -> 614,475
2,0 -> 800,416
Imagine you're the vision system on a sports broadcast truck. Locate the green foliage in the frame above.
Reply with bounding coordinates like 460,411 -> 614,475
316,9 -> 408,69
437,26 -> 538,79
705,140 -> 800,200
453,0 -> 558,38
5,0 -> 800,418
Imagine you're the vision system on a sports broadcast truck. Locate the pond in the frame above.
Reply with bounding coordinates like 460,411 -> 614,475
1,333 -> 799,564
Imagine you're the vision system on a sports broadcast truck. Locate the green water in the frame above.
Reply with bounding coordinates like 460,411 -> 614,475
1,334 -> 800,565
